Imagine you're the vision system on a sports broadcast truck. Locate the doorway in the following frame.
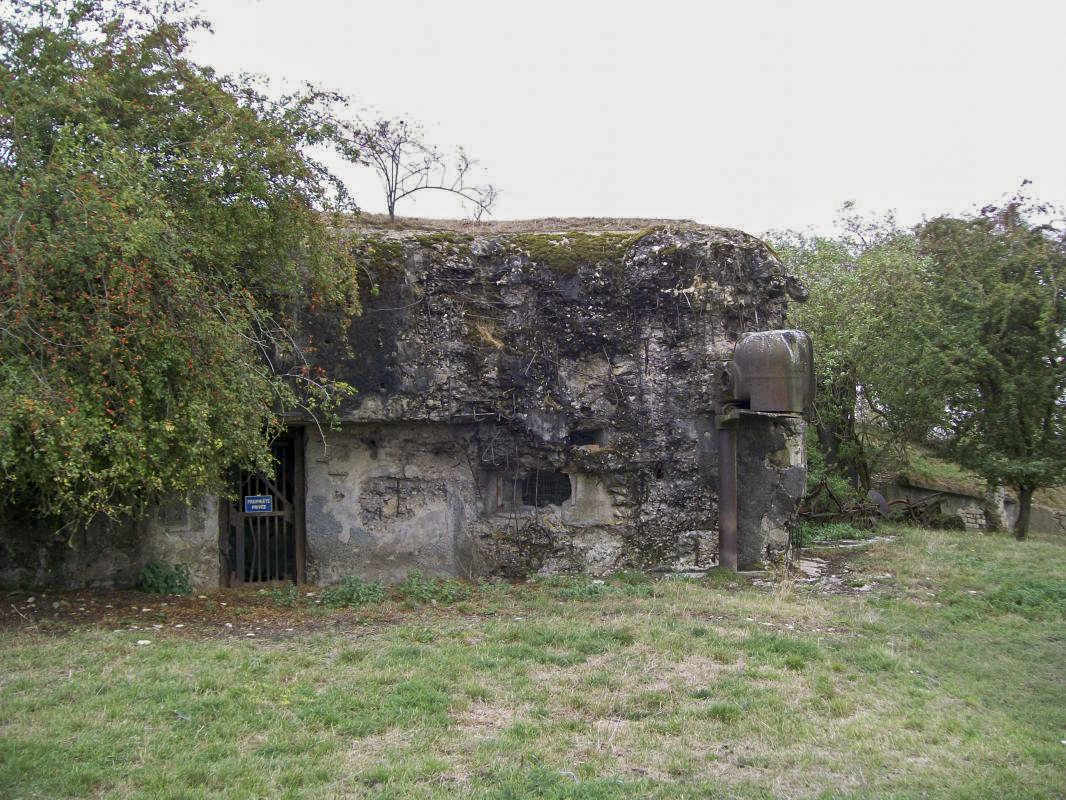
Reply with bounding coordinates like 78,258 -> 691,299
223,428 -> 306,584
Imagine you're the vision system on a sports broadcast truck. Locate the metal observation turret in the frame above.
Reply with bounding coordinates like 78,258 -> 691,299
716,330 -> 813,570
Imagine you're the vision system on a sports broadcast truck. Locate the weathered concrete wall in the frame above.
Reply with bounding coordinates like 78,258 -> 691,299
1030,505 -> 1066,535
880,482 -> 988,531
0,513 -> 141,590
880,478 -> 1066,536
304,423 -> 481,584
0,495 -> 219,590
140,496 -> 221,589
296,411 -> 806,581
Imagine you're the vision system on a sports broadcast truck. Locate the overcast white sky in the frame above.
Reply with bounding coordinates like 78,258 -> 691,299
191,0 -> 1066,234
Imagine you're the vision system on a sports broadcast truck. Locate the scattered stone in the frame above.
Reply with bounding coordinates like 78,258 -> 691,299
797,558 -> 827,579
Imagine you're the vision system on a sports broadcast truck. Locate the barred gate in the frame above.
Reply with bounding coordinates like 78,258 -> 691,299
224,430 -> 305,584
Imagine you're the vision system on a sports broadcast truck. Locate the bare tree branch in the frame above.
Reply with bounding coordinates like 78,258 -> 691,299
345,116 -> 497,222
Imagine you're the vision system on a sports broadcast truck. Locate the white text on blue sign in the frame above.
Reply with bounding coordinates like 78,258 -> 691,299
244,495 -> 273,513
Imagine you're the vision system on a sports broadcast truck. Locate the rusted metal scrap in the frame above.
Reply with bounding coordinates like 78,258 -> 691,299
798,479 -> 944,528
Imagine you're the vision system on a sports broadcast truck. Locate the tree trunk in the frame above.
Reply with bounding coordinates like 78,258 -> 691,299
982,484 -> 1009,532
817,374 -> 870,490
855,453 -> 871,494
1014,485 -> 1033,540
817,422 -> 841,466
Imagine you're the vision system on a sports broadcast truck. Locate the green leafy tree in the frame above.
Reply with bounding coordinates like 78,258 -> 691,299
775,193 -> 1066,540
771,231 -> 868,488
771,208 -> 950,491
919,194 -> 1066,539
0,0 -> 360,528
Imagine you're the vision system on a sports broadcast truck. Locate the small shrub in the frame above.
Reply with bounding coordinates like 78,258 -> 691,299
803,430 -> 864,512
321,576 -> 387,608
137,559 -> 192,595
395,570 -> 472,605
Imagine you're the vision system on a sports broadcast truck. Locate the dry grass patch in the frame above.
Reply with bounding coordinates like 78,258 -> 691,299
453,700 -> 527,739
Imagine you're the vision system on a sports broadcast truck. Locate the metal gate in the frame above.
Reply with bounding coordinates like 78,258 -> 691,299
224,430 -> 305,584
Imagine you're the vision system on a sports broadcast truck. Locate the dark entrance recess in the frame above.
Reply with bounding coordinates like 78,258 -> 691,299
568,428 -> 607,447
522,469 -> 573,508
223,429 -> 306,585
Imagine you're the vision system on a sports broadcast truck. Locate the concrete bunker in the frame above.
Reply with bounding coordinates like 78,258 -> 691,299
1,220 -> 814,590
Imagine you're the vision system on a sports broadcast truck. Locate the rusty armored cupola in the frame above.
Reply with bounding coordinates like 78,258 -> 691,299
720,330 -> 814,414
717,330 -> 813,572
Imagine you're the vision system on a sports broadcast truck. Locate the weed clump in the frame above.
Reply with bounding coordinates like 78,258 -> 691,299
704,702 -> 743,722
743,631 -> 821,668
321,576 -> 387,608
395,570 -> 472,605
538,572 -> 655,601
984,578 -> 1066,619
137,559 -> 193,595
794,521 -> 876,547
274,571 -> 474,610
268,584 -> 301,608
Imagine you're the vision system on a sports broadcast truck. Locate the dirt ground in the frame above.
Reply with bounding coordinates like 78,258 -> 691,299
0,584 -> 401,639
0,539 -> 882,639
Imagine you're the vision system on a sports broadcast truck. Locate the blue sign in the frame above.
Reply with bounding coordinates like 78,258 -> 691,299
244,495 -> 273,514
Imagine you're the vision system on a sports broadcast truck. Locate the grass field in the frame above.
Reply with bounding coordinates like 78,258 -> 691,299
2,526 -> 1065,799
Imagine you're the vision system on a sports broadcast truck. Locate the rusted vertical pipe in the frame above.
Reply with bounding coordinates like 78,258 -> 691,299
718,423 -> 738,571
